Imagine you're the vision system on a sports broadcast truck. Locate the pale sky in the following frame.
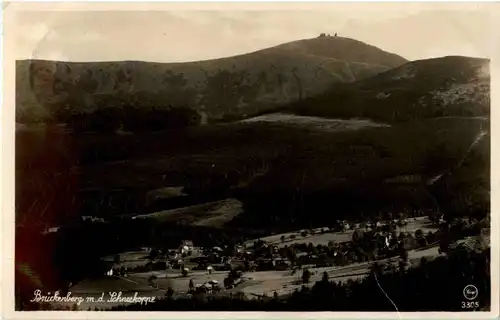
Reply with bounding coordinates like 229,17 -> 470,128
4,2 -> 496,63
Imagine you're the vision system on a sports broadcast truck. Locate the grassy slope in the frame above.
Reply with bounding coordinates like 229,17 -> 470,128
124,198 -> 243,228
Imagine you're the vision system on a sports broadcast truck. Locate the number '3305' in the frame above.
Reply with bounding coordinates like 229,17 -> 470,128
462,301 -> 480,309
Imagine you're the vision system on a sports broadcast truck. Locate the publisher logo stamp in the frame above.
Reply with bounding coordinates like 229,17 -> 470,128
463,285 -> 478,300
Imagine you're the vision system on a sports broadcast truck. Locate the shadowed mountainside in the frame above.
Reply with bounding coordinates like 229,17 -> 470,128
16,36 -> 407,124
289,56 -> 490,122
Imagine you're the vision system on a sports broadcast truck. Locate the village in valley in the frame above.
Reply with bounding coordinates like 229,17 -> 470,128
56,212 -> 490,310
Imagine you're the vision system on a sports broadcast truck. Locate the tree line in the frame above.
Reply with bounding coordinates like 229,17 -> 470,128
66,105 -> 201,134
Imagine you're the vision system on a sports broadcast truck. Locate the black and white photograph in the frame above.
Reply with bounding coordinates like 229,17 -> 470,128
3,1 -> 498,315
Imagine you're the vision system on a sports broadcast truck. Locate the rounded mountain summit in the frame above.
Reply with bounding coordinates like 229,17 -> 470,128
16,36 -> 407,123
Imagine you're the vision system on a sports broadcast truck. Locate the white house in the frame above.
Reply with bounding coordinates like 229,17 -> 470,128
384,235 -> 390,248
234,245 -> 244,254
341,221 -> 350,232
179,240 -> 194,254
207,280 -> 219,286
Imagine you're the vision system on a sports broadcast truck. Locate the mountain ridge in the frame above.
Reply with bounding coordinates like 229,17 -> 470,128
16,36 -> 407,65
289,55 -> 490,123
16,36 -> 407,124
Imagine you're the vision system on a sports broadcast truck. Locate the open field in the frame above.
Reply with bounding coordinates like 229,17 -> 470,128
173,245 -> 440,297
240,113 -> 389,132
124,198 -> 243,227
245,216 -> 440,248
